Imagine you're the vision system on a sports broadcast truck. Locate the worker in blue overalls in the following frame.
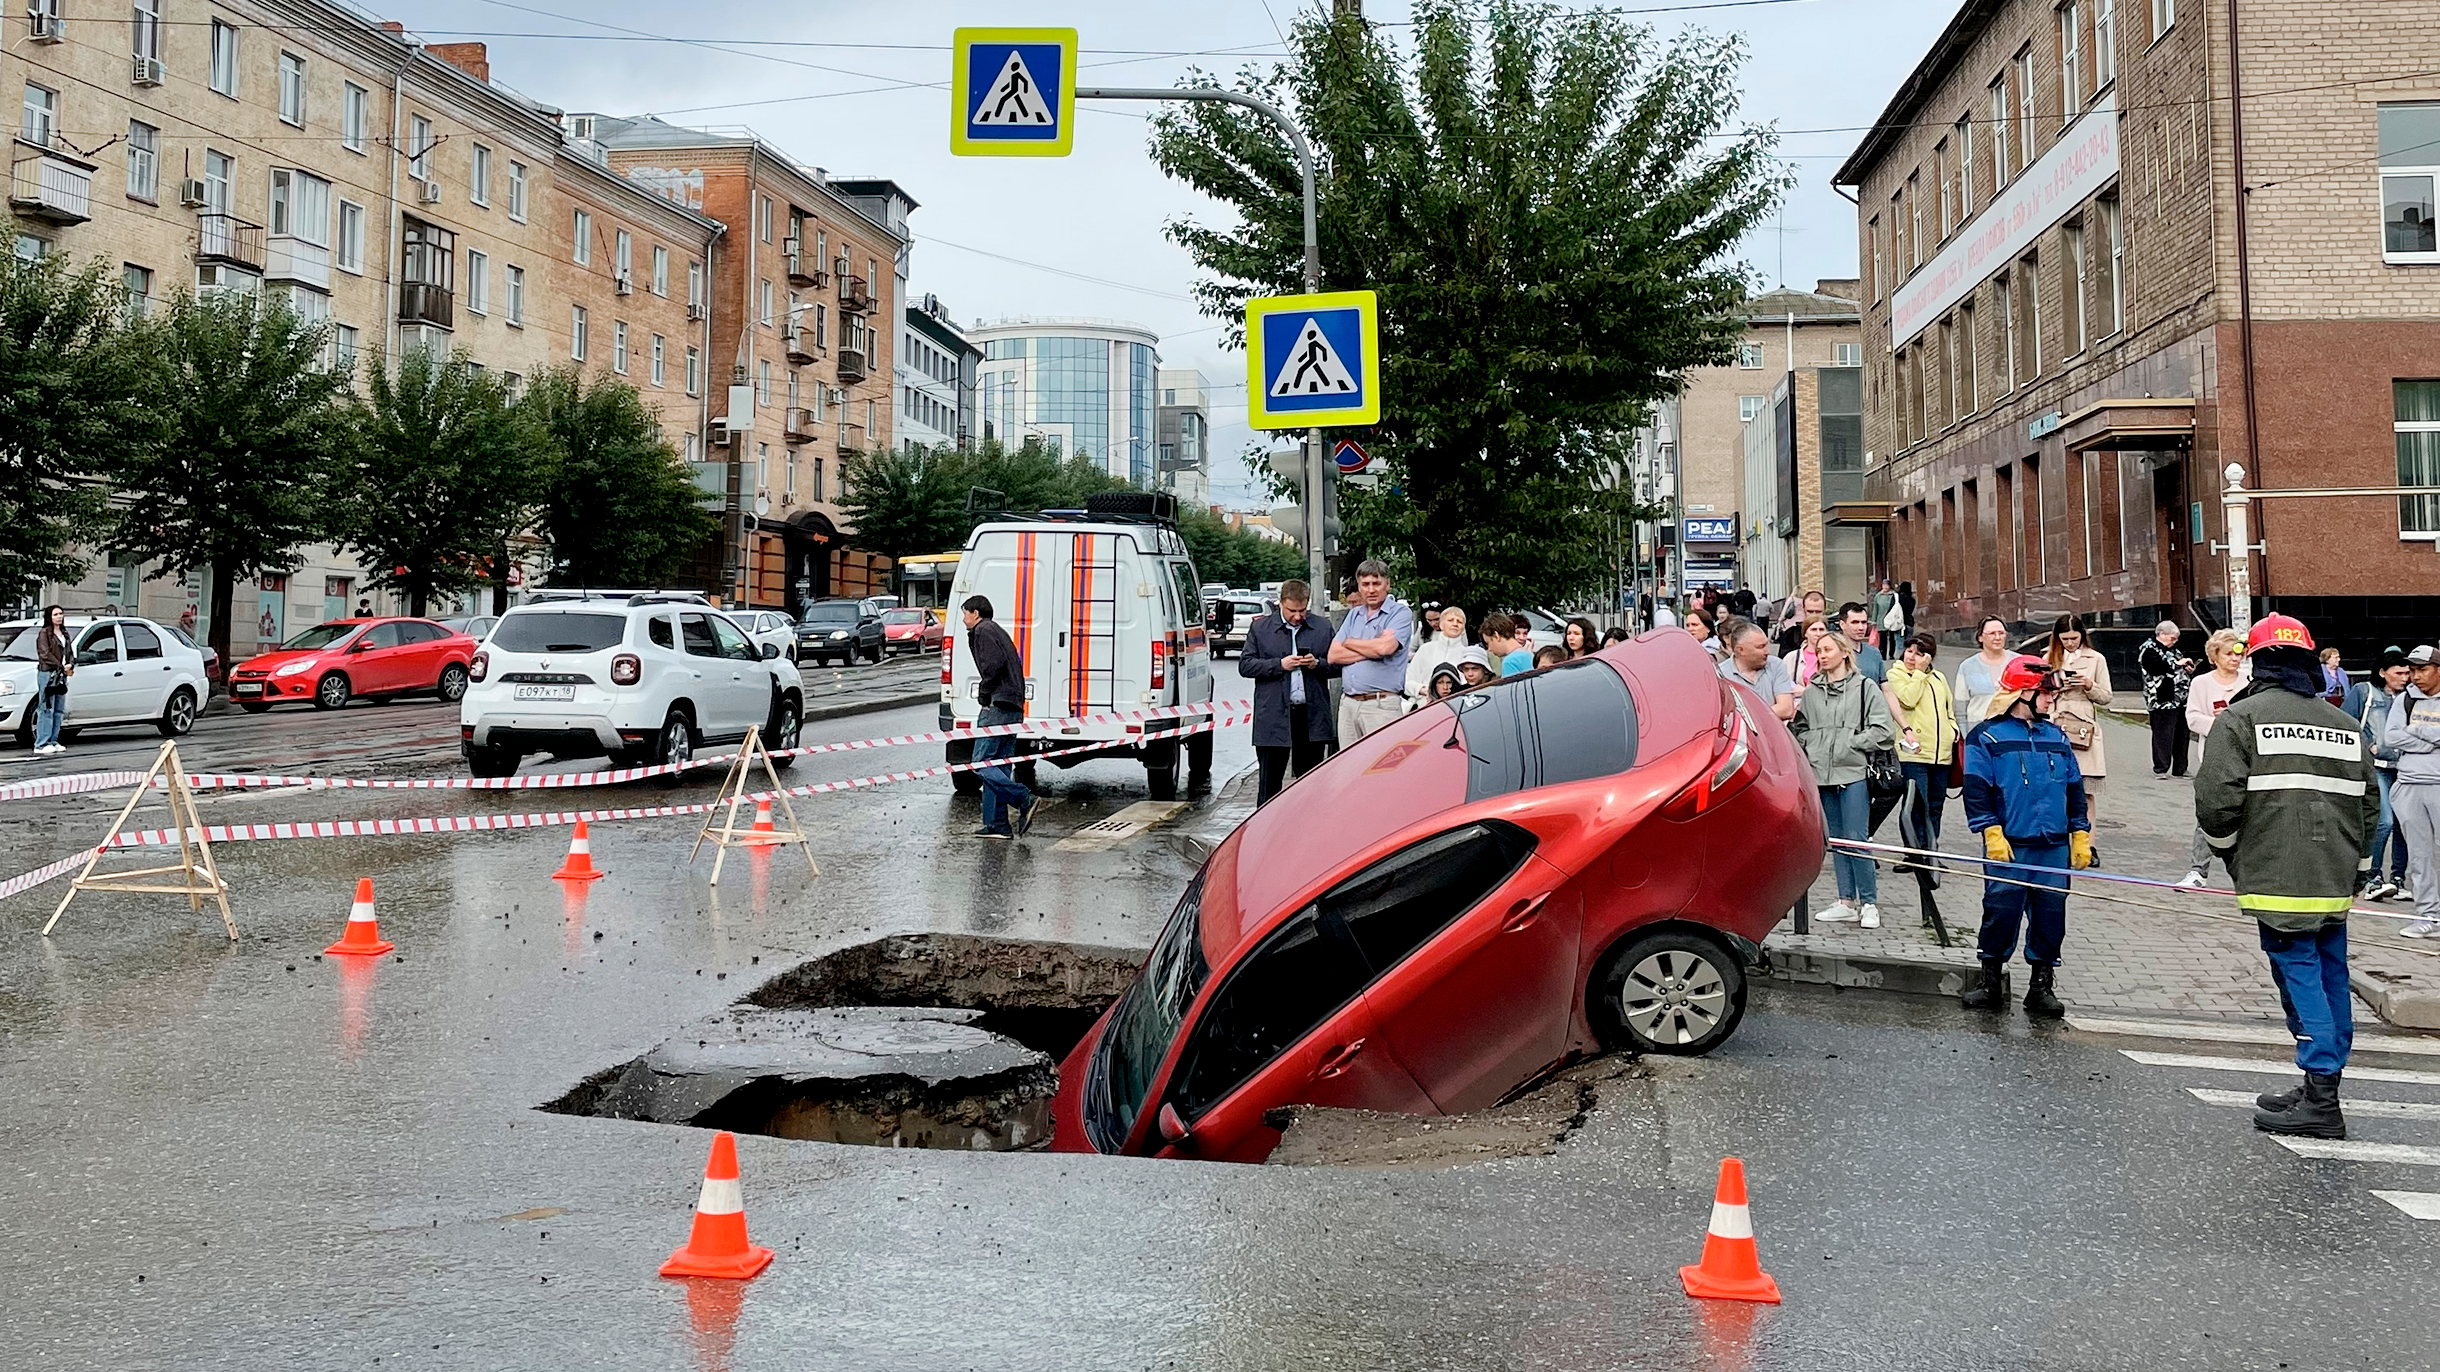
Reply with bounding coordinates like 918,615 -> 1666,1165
1959,654 -> 2094,1019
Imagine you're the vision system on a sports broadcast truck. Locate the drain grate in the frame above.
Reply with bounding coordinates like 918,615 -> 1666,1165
1074,818 -> 1137,836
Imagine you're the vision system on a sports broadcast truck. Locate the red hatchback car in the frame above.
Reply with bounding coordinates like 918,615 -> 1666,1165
879,607 -> 944,656
230,617 -> 477,711
1051,631 -> 1824,1163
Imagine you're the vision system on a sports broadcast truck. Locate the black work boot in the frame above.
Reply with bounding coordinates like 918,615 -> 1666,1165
1960,958 -> 2007,1010
2255,1081 -> 2304,1112
2023,963 -> 2065,1019
2254,1072 -> 2346,1139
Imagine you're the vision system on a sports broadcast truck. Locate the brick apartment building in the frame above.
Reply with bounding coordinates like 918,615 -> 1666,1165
585,117 -> 907,612
1838,0 -> 2440,653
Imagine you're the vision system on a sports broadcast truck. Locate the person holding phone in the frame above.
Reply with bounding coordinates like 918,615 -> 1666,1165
1241,579 -> 1338,804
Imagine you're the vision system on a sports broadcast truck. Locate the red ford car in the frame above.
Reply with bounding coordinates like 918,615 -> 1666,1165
229,617 -> 477,711
1051,630 -> 1824,1163
880,606 -> 945,657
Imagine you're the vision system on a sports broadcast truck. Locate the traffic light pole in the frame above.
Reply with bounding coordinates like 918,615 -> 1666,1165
1077,85 -> 1329,598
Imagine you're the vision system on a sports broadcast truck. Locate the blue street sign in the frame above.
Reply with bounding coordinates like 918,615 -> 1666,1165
1332,439 -> 1372,475
1246,290 -> 1380,430
1682,515 -> 1739,544
951,29 -> 1076,157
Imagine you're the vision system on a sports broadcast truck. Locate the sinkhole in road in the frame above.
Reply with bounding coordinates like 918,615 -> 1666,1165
541,933 -> 1142,1151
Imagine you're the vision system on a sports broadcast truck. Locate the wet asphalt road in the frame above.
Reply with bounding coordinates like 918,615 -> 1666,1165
1,672 -> 2435,1370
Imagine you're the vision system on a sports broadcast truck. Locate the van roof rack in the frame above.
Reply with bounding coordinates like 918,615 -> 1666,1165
1038,491 -> 1180,528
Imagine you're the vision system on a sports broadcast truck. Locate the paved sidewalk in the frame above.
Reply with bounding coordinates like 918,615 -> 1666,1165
1769,713 -> 2440,1026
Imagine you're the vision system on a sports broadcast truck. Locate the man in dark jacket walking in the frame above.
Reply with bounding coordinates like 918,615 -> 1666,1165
1960,655 -> 2094,1017
2197,614 -> 2381,1138
960,595 -> 1036,839
1240,579 -> 1336,804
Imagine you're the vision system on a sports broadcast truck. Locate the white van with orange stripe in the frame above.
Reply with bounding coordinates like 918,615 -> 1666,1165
942,492 -> 1215,799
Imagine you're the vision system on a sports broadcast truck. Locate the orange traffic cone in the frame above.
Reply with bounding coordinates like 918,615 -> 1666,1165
740,798 -> 783,846
323,877 -> 395,957
1679,1157 -> 1781,1303
552,820 -> 604,882
660,1131 -> 774,1280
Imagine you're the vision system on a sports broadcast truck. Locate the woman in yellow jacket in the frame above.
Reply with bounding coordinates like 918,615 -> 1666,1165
1887,631 -> 1958,879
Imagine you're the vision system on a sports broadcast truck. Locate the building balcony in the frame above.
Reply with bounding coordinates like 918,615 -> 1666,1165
785,252 -> 825,289
263,235 -> 331,290
839,275 -> 873,315
398,281 -> 454,330
9,141 -> 93,225
196,212 -> 265,270
836,423 -> 865,455
783,328 -> 815,368
835,346 -> 867,383
784,407 -> 816,446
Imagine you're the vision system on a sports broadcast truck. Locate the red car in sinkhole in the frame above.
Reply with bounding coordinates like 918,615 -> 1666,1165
1050,629 -> 1825,1163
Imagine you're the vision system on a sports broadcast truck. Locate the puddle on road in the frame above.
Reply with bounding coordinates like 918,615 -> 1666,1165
542,934 -> 1141,1151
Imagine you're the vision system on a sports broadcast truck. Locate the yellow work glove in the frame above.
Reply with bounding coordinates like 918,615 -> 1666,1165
1983,827 -> 2013,864
2070,831 -> 2094,870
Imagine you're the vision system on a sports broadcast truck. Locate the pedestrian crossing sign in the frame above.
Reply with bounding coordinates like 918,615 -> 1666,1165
1246,290 -> 1380,429
951,29 -> 1076,157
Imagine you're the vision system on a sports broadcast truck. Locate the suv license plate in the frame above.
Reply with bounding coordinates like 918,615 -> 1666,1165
512,684 -> 577,702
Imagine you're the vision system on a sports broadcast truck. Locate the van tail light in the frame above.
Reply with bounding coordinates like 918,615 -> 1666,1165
468,650 -> 489,683
941,635 -> 954,686
611,653 -> 641,686
1151,636 -> 1168,690
1662,687 -> 1760,821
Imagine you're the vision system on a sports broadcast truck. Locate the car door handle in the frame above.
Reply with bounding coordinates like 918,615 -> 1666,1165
1316,1039 -> 1366,1078
1503,892 -> 1553,933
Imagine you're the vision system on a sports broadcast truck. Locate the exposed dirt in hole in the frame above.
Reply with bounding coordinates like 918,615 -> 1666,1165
543,935 -> 1146,1151
1260,1056 -> 1649,1169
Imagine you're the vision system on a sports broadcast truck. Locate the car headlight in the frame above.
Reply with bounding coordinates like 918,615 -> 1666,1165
831,631 -> 848,640
274,659 -> 315,677
0,679 -> 14,697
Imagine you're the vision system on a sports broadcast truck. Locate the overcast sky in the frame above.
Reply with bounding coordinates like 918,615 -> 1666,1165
386,0 -> 1954,506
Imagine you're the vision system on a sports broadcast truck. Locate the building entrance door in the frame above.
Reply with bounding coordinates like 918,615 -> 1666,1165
2153,460 -> 2193,619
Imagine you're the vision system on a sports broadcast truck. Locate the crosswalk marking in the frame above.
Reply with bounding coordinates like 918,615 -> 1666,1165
2069,1015 -> 2440,1059
2184,1087 -> 2440,1121
2272,1137 -> 2440,1166
2371,1190 -> 2440,1220
2119,1050 -> 2440,1087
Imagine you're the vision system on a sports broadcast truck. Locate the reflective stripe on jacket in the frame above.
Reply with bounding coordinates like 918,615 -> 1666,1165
2194,683 -> 2380,930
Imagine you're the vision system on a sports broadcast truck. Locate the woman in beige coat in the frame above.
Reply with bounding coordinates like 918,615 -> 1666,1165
2045,614 -> 2115,822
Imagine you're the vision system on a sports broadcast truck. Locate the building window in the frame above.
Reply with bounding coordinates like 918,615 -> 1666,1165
572,209 -> 592,265
2065,220 -> 2088,354
615,229 -> 631,282
123,264 -> 152,321
760,278 -> 774,326
651,334 -> 666,387
505,264 -> 523,325
470,144 -> 490,206
1941,317 -> 1959,426
408,114 -> 432,182
131,0 -> 159,62
2400,382 -> 2440,536
757,359 -> 772,406
687,258 -> 704,307
1959,301 -> 1977,412
1738,395 -> 1766,423
333,323 -> 358,373
209,21 -> 238,97
2059,2 -> 2081,119
20,85 -> 55,147
278,52 -> 306,125
267,168 -> 330,246
757,195 -> 773,242
342,83 -> 367,152
2014,47 -> 2037,171
1834,342 -> 1863,367
570,305 -> 587,360
465,248 -> 488,314
814,302 -> 827,347
652,245 -> 668,297
2380,104 -> 2440,263
507,161 -> 526,221
202,149 -> 231,213
2152,0 -> 2173,41
1956,116 -> 1975,217
2020,252 -> 2043,375
2099,196 -> 2124,334
1989,75 -> 2012,187
1737,343 -> 1764,369
2095,0 -> 2116,87
1996,272 -> 2017,393
686,346 -> 701,396
1907,170 -> 1923,269
613,320 -> 628,374
1935,139 -> 1952,238
126,121 -> 159,201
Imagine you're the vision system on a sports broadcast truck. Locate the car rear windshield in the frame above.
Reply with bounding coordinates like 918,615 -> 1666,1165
281,622 -> 359,651
881,609 -> 925,625
0,626 -> 36,659
801,604 -> 859,624
490,612 -> 628,654
1450,657 -> 1637,802
1085,872 -> 1208,1152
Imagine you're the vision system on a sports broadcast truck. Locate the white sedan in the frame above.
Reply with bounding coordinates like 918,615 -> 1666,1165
724,609 -> 799,664
0,616 -> 211,746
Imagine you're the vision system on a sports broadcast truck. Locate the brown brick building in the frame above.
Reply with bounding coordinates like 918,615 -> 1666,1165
1837,0 -> 2440,657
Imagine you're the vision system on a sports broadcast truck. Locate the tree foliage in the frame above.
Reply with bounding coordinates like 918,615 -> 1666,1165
522,363 -> 713,589
1148,0 -> 1779,610
0,248 -> 157,602
334,348 -> 541,616
838,440 -> 1133,562
1178,506 -> 1306,590
110,291 -> 349,661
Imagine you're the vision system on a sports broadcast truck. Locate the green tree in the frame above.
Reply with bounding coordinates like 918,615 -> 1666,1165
334,348 -> 541,616
1148,0 -> 1780,610
109,290 -> 348,663
522,364 -> 716,589
1178,505 -> 1306,590
0,247 -> 156,602
838,443 -> 976,562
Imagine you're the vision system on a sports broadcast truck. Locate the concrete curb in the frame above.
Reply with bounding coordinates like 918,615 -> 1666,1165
1760,937 -> 1980,1000
2350,966 -> 2440,1030
803,689 -> 937,726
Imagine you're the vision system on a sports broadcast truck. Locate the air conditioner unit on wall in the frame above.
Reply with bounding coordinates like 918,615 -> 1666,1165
687,302 -> 706,321
132,53 -> 163,85
418,181 -> 441,204
178,178 -> 207,207
614,273 -> 632,296
29,12 -> 62,41
708,419 -> 731,446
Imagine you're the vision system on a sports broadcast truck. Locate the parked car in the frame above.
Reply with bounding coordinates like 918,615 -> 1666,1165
796,599 -> 885,666
440,615 -> 499,642
158,622 -> 220,690
726,609 -> 798,663
227,617 -> 476,712
879,606 -> 944,657
1205,594 -> 1270,659
1051,631 -> 1823,1162
458,600 -> 804,781
0,616 -> 210,744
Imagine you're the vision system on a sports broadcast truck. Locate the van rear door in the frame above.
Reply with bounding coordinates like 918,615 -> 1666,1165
957,528 -> 1062,721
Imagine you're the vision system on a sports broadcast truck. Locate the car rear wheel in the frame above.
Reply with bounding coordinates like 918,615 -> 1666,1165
652,710 -> 694,789
1589,929 -> 1747,1057
766,694 -> 801,771
156,687 -> 197,737
436,662 -> 469,702
1185,727 -> 1214,783
466,744 -> 520,778
314,672 -> 351,710
862,641 -> 881,664
1143,739 -> 1180,801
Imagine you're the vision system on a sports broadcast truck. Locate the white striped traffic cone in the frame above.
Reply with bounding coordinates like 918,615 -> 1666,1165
659,1131 -> 774,1280
552,820 -> 604,881
1679,1156 -> 1781,1303
323,877 -> 395,957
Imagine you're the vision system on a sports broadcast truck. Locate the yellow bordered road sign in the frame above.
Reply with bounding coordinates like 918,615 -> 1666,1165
1247,290 -> 1380,430
951,28 -> 1077,157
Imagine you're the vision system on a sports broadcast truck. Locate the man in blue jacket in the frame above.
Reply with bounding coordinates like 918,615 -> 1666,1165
1240,580 -> 1337,804
1960,655 -> 2094,1017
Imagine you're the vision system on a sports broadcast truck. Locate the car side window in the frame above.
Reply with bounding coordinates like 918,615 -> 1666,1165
707,614 -> 758,661
1170,562 -> 1202,624
1317,822 -> 1540,977
647,614 -> 675,651
679,612 -> 723,659
403,622 -> 446,644
364,623 -> 407,649
76,627 -> 121,664
120,622 -> 163,660
1166,910 -> 1369,1120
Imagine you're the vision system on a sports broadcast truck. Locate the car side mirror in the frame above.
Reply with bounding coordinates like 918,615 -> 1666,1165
1156,1102 -> 1192,1146
349,640 -> 372,653
760,642 -> 780,660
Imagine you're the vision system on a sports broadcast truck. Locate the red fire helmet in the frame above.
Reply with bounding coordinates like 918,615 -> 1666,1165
1996,654 -> 2061,694
2246,613 -> 2315,655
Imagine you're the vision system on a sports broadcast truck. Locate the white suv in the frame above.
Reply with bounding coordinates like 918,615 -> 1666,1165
458,596 -> 804,781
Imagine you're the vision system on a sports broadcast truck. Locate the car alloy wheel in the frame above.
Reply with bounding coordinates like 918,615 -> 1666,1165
315,673 -> 351,710
157,687 -> 197,737
768,696 -> 801,771
437,662 -> 469,702
1592,929 -> 1747,1057
652,712 -> 693,789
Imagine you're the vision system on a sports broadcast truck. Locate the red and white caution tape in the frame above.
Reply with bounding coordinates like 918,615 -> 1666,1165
1829,835 -> 2426,923
0,771 -> 151,803
0,845 -> 108,902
